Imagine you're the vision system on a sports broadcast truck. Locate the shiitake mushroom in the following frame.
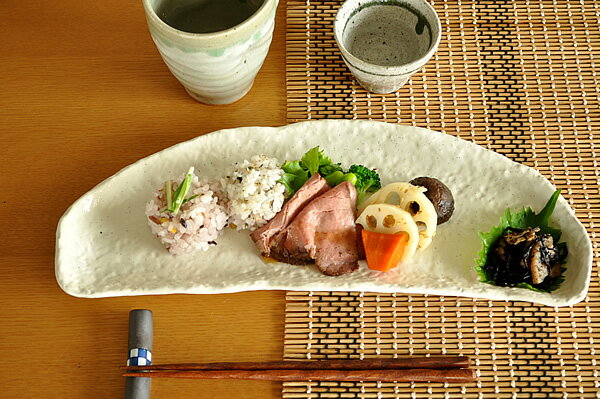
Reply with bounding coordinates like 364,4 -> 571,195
409,177 -> 455,225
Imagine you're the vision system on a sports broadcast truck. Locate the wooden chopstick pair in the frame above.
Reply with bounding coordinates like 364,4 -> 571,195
122,356 -> 476,383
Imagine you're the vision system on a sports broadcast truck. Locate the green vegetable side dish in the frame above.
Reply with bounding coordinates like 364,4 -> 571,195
163,166 -> 199,215
279,146 -> 381,203
475,190 -> 568,292
347,164 -> 382,204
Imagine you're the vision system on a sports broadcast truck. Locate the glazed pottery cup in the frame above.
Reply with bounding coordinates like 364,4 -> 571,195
334,0 -> 441,94
142,0 -> 279,105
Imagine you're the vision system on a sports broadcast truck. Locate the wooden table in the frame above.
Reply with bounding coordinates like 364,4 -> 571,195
1,1 -> 288,397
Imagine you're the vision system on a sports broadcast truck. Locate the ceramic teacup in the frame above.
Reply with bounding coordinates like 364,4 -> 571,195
142,0 -> 279,105
334,0 -> 441,94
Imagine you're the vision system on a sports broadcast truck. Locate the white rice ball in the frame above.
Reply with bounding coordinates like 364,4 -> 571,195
221,155 -> 285,231
146,172 -> 228,255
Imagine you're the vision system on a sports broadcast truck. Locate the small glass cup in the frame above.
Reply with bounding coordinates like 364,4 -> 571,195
334,0 -> 441,94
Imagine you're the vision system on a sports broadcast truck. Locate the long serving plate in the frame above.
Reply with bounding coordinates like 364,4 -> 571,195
55,120 -> 592,306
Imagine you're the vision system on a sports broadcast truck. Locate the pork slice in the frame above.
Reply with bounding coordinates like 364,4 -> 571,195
271,181 -> 359,276
250,173 -> 329,256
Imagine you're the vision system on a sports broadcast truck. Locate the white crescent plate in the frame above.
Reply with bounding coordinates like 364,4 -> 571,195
55,120 -> 592,306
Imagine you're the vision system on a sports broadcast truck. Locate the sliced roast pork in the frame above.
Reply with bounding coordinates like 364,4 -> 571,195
250,173 -> 329,256
270,181 -> 360,276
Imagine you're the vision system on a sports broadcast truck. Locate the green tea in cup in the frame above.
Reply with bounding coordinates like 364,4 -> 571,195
334,0 -> 441,94
157,0 -> 264,34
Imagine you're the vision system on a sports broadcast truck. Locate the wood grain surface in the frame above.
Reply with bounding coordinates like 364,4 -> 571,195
0,0 -> 288,397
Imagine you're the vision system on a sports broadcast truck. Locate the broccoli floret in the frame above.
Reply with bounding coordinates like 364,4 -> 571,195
348,164 -> 381,203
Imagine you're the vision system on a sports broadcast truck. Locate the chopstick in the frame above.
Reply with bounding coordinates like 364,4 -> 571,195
121,357 -> 476,383
122,368 -> 475,383
122,357 -> 470,371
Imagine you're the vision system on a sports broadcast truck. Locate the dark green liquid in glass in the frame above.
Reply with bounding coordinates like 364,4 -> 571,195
158,0 -> 264,34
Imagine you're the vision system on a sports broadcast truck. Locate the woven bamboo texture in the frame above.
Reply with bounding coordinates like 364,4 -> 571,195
284,0 -> 600,397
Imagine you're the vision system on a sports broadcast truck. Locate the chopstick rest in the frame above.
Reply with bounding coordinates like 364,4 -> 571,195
127,348 -> 152,366
125,310 -> 153,399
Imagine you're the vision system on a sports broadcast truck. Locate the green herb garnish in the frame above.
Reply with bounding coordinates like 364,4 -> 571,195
165,180 -> 173,211
181,194 -> 199,206
278,147 -> 380,203
319,163 -> 344,178
301,146 -> 322,175
324,170 -> 346,187
475,190 -> 566,292
280,147 -> 335,196
164,167 -> 196,215
281,162 -> 309,195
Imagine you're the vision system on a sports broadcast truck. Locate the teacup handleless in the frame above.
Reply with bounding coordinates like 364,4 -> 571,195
142,0 -> 279,105
334,0 -> 441,94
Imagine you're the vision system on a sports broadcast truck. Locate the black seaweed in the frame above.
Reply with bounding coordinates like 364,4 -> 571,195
484,227 -> 564,288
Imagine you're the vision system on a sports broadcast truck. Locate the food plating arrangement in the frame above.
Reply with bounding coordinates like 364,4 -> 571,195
56,121 -> 592,307
146,146 -> 569,293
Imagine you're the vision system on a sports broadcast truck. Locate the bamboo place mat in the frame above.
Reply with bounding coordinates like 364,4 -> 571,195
284,0 -> 600,398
